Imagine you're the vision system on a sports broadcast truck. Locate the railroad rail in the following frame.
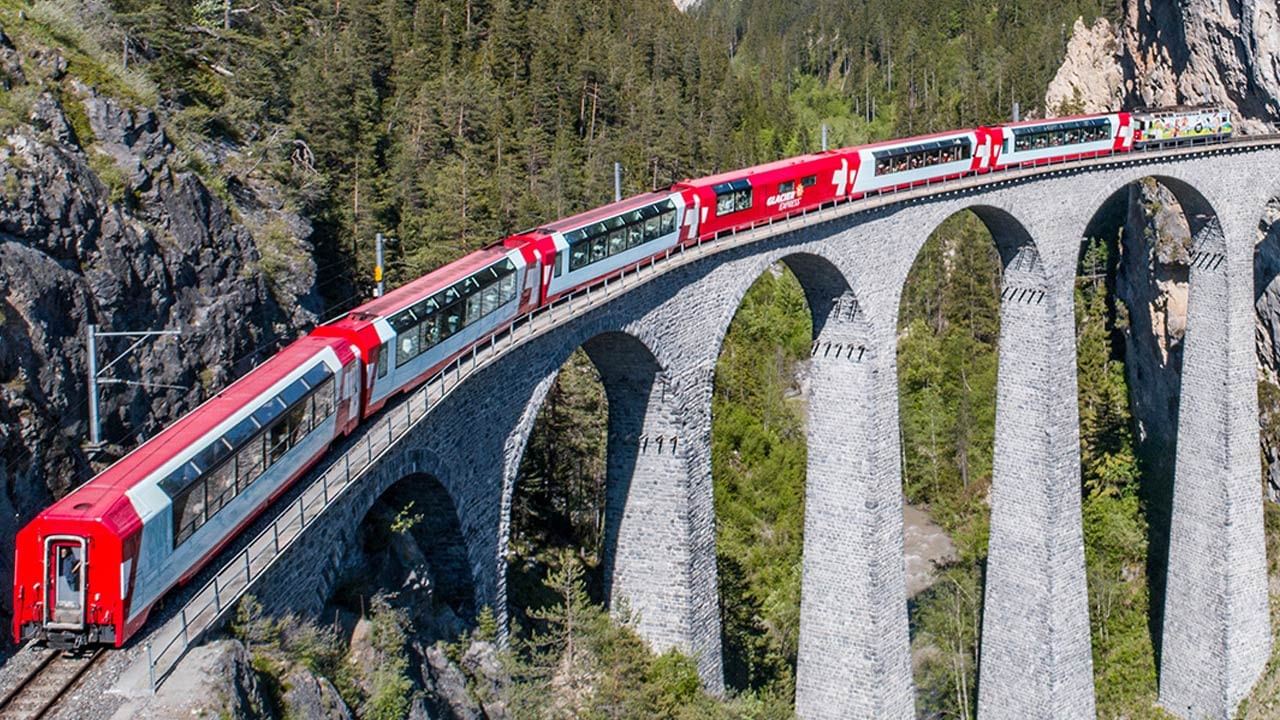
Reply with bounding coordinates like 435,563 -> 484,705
0,649 -> 104,720
136,133 -> 1280,692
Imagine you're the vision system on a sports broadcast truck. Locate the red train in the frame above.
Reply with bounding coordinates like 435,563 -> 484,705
12,106 -> 1232,649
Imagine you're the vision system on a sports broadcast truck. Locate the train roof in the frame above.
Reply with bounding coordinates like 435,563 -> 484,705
41,334 -> 353,523
527,192 -> 677,234
348,243 -> 514,319
996,111 -> 1117,130
844,127 -> 978,153
1131,104 -> 1226,114
679,151 -> 838,189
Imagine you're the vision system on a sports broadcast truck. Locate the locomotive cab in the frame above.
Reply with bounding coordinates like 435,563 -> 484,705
44,536 -> 88,649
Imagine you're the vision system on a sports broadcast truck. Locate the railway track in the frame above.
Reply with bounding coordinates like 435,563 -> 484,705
0,648 -> 104,720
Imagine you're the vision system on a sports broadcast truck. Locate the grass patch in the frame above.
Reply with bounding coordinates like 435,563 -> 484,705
254,217 -> 308,299
86,149 -> 131,205
0,0 -> 156,104
57,89 -> 94,145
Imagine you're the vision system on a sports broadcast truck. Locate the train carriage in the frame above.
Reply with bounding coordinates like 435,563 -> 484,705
314,243 -> 537,416
1132,106 -> 1232,146
995,112 -> 1132,167
510,191 -> 692,306
676,151 -> 852,239
13,335 -> 360,648
849,128 -> 1000,196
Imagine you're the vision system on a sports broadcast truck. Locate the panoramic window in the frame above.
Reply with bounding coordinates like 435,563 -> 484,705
390,258 -> 519,366
164,363 -> 336,546
563,200 -> 678,272
1011,120 -> 1110,152
873,137 -> 972,176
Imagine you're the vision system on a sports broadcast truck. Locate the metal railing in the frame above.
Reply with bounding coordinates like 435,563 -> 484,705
140,133 -> 1280,690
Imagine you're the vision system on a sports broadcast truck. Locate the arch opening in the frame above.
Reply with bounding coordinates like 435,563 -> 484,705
506,330 -> 706,663
336,472 -> 477,645
710,258 -> 815,700
1251,191 -> 1280,712
1255,196 -> 1280,505
506,347 -> 610,626
895,209 -> 1005,719
1076,172 -> 1245,714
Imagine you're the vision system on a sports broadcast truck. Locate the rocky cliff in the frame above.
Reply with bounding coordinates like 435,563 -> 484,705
1046,1 -> 1280,133
0,21 -> 321,635
1048,2 -> 1280,501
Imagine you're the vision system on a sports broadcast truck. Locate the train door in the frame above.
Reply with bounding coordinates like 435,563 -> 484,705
344,352 -> 364,425
44,537 -> 86,629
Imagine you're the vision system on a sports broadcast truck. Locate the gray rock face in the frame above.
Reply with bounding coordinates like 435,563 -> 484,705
0,33 -> 321,636
1047,2 -> 1280,134
1117,178 -> 1190,479
110,639 -> 273,720
420,644 -> 484,720
1254,199 -> 1280,501
282,665 -> 354,720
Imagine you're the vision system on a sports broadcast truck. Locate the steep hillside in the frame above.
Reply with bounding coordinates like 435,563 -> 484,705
0,2 -> 320,636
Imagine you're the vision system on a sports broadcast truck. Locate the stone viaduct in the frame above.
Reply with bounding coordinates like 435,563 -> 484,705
157,143 -> 1280,719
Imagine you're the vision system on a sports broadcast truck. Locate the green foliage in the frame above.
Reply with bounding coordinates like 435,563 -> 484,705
0,0 -> 156,103
1074,237 -> 1162,715
910,565 -> 982,716
230,596 -> 359,714
102,0 -> 815,314
502,551 -> 790,719
897,212 -> 1000,718
508,347 -> 609,626
389,500 -> 424,535
1236,503 -> 1280,719
475,605 -> 499,643
251,217 -> 307,299
87,151 -> 132,206
362,597 -> 414,720
697,0 -> 1120,135
712,266 -> 809,697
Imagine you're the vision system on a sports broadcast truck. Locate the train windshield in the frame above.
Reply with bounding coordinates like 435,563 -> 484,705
46,539 -> 85,628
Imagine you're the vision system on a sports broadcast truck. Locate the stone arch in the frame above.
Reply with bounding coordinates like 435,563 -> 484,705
346,470 -> 477,637
499,326 -> 723,686
706,251 -> 879,699
1078,175 -> 1199,661
340,444 -> 485,613
702,249 -> 877,383
1080,171 -> 1269,717
900,203 -> 1094,718
694,248 -> 912,719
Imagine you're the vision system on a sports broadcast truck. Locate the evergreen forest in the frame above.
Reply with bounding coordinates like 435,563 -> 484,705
6,0 -> 1280,715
